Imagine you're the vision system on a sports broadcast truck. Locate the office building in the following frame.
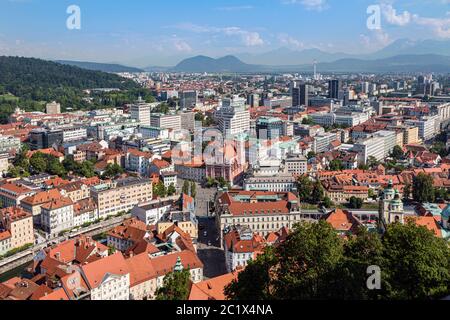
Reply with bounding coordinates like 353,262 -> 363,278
328,79 -> 342,99
180,90 -> 198,109
150,113 -> 182,131
216,96 -> 250,136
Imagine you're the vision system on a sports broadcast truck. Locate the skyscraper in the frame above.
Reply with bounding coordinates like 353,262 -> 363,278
291,81 -> 309,107
328,80 -> 341,99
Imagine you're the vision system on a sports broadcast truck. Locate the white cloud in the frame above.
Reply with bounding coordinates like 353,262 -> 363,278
284,0 -> 328,11
215,5 -> 254,11
223,27 -> 264,46
277,33 -> 304,49
380,3 -> 450,38
359,29 -> 392,51
172,23 -> 264,47
171,38 -> 192,53
380,4 -> 412,26
413,14 -> 450,38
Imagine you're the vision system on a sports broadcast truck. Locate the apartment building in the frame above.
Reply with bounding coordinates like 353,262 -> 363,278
131,199 -> 174,226
20,189 -> 64,225
0,183 -> 36,208
0,135 -> 21,155
62,126 -> 87,142
313,133 -> 339,153
0,207 -> 34,255
353,135 -> 385,165
40,197 -> 74,237
284,154 -> 308,176
150,113 -> 182,131
157,211 -> 198,240
223,225 -> 264,272
130,99 -> 151,126
405,115 -> 440,141
91,177 -> 153,219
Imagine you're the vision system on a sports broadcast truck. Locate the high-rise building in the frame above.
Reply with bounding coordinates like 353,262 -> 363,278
130,97 -> 151,126
256,117 -> 284,140
216,96 -> 250,136
328,79 -> 342,99
247,94 -> 260,108
180,90 -> 198,109
291,81 -> 309,107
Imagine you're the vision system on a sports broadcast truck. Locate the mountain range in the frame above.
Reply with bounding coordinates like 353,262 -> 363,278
167,53 -> 450,74
56,60 -> 144,73
51,38 -> 450,74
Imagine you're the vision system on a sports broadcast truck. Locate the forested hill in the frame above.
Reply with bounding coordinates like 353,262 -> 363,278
0,56 -> 139,97
0,56 -> 146,122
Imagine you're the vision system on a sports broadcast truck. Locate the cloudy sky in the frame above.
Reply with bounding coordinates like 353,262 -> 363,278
0,0 -> 449,66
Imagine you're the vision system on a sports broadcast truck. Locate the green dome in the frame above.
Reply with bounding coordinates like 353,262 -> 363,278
442,205 -> 450,219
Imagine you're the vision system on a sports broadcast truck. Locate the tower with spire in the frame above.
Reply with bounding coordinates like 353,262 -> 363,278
173,256 -> 184,272
379,180 -> 405,232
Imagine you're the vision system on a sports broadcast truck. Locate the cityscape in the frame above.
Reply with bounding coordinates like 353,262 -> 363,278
1,0 -> 450,306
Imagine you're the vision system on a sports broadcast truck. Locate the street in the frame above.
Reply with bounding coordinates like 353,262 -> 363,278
197,216 -> 227,279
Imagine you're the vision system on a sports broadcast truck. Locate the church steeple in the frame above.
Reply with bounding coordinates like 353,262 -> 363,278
174,256 -> 184,272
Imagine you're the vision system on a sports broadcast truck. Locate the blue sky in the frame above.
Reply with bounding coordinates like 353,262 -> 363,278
0,0 -> 449,66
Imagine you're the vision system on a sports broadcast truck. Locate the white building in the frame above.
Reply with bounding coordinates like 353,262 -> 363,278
62,126 -> 88,142
313,133 -> 338,153
284,154 -> 308,176
82,253 -> 130,300
40,197 -> 74,237
405,115 -> 440,141
216,96 -> 250,136
353,135 -> 385,165
130,98 -> 151,126
150,113 -> 182,131
375,130 -> 397,158
131,199 -> 174,225
0,135 -> 21,155
243,174 -> 297,192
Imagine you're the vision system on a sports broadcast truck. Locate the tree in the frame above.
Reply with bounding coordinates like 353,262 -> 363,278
302,117 -> 315,125
167,184 -> 176,196
403,183 -> 411,201
153,182 -> 167,198
102,163 -> 124,179
348,196 -> 363,209
391,145 -> 404,160
190,181 -> 197,198
155,269 -> 191,300
79,161 -> 96,178
274,221 -> 344,299
225,247 -> 278,300
47,158 -> 66,177
30,152 -> 47,173
328,159 -> 344,171
182,180 -> 190,195
297,175 -> 313,203
435,188 -> 449,202
311,181 -> 325,204
413,173 -> 435,203
367,156 -> 380,169
382,221 -> 450,299
323,196 -> 333,208
227,219 -> 450,300
307,151 -> 316,160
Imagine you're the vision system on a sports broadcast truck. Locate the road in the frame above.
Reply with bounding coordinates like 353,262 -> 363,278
177,178 -> 217,217
197,216 -> 227,279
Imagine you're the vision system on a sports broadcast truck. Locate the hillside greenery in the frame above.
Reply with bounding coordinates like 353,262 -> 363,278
0,56 -> 155,123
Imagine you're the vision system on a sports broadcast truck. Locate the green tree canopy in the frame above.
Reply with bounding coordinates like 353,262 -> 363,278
413,173 -> 435,203
155,269 -> 191,300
